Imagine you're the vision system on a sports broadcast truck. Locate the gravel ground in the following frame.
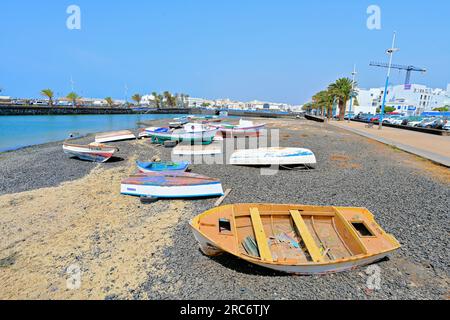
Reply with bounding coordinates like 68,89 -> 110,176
0,118 -> 448,300
0,135 -> 139,195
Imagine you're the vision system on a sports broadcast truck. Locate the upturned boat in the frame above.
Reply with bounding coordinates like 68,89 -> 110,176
147,123 -> 218,145
214,119 -> 266,138
230,147 -> 317,167
190,204 -> 400,274
63,142 -> 119,163
138,127 -> 170,138
136,160 -> 190,173
121,172 -> 224,199
95,130 -> 136,143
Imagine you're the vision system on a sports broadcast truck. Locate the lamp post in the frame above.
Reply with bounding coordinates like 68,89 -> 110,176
379,32 -> 399,130
348,64 -> 357,123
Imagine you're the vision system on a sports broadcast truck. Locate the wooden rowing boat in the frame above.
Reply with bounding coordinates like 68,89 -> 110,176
190,204 -> 400,274
121,172 -> 224,199
95,130 -> 136,143
63,142 -> 119,163
230,147 -> 317,166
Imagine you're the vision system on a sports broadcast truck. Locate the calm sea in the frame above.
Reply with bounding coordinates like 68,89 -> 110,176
0,114 -> 184,152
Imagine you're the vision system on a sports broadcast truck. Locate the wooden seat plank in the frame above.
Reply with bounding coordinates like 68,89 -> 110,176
290,210 -> 325,263
250,208 -> 273,262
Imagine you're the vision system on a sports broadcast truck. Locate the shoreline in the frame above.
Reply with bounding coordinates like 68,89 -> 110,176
0,118 -> 448,299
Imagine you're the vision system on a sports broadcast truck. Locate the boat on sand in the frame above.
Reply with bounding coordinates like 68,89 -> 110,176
230,147 -> 317,167
121,172 -> 224,199
147,123 -> 218,145
95,130 -> 136,143
63,142 -> 119,163
136,160 -> 190,173
214,119 -> 266,138
190,204 -> 400,274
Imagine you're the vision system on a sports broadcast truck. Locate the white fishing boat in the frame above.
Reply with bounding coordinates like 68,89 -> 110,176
95,130 -> 136,143
121,172 -> 224,199
63,142 -> 119,163
215,119 -> 266,138
230,147 -> 317,166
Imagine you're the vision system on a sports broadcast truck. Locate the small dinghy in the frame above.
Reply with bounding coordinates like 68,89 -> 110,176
95,130 -> 136,143
138,127 -> 170,138
121,172 -> 224,199
63,142 -> 119,163
148,123 -> 218,145
230,147 -> 317,167
136,160 -> 190,173
190,204 -> 401,274
215,119 -> 266,138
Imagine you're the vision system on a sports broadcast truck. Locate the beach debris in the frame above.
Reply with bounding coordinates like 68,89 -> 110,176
214,189 -> 232,207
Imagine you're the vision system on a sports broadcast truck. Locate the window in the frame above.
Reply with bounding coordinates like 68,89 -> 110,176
352,222 -> 375,237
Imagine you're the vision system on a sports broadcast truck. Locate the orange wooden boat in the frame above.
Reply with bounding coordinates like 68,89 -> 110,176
190,204 -> 400,274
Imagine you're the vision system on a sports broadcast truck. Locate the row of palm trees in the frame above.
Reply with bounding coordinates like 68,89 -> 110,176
41,89 -> 80,107
304,78 -> 358,121
40,89 -> 189,109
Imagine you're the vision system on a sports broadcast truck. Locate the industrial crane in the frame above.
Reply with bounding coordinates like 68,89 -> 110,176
369,62 -> 427,85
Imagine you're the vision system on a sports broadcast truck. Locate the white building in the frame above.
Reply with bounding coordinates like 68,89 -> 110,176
353,83 -> 449,115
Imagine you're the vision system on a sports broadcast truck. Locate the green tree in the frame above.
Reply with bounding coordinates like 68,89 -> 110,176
328,78 -> 358,121
433,106 -> 449,112
163,91 -> 177,108
66,92 -> 80,107
41,89 -> 54,106
131,94 -> 142,106
105,97 -> 114,108
376,106 -> 396,113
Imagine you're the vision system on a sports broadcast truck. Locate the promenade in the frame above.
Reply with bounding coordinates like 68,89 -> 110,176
330,121 -> 450,167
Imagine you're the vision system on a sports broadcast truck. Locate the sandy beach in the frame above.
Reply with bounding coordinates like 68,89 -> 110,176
0,118 -> 448,300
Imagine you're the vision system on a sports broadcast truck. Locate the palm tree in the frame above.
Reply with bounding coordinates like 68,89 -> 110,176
328,78 -> 358,121
131,94 -> 142,106
66,92 -> 80,107
41,89 -> 54,107
313,90 -> 335,119
151,92 -> 161,109
105,97 -> 114,108
163,91 -> 177,108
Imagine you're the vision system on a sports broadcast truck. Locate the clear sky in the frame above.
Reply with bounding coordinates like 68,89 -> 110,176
1,0 -> 449,104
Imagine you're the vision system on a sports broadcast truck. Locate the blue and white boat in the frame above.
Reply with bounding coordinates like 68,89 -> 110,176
229,147 -> 317,166
136,160 -> 190,173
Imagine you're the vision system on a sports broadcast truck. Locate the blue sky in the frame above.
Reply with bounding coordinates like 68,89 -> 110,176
1,0 -> 449,104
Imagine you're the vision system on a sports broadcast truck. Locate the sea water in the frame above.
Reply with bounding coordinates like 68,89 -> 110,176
0,114 -> 184,152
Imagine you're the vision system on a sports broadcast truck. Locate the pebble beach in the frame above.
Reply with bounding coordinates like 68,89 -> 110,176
0,117 -> 448,300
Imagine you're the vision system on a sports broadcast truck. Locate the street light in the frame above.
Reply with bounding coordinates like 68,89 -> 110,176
348,64 -> 357,123
379,32 -> 399,130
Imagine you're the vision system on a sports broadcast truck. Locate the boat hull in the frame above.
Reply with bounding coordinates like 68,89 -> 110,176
95,130 -> 136,143
149,129 -> 218,145
121,172 -> 224,199
121,182 -> 224,199
136,161 -> 190,173
230,148 -> 317,166
63,144 -> 117,163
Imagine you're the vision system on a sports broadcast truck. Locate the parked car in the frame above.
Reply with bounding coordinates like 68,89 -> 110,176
443,121 -> 450,131
370,115 -> 381,123
402,116 -> 423,126
355,113 -> 374,122
418,118 -> 446,129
